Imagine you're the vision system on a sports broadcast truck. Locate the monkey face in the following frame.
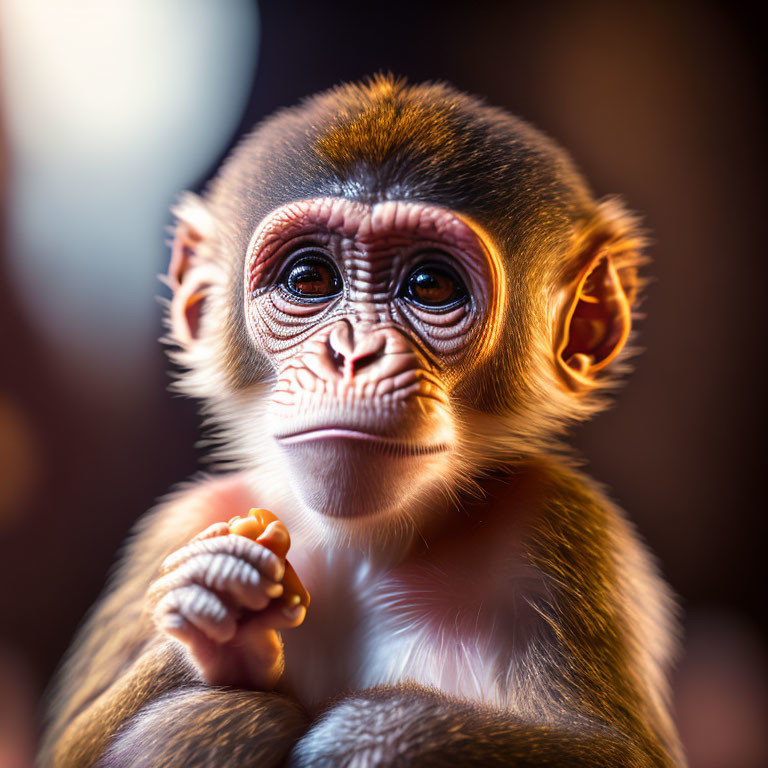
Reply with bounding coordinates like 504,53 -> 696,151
242,197 -> 503,520
167,78 -> 644,536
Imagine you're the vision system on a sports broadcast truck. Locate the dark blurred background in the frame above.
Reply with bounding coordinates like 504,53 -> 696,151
0,2 -> 765,766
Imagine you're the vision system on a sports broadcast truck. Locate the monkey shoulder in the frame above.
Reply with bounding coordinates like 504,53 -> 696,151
482,458 -> 677,653
390,457 -> 637,597
55,472 -> 262,690
131,471 -> 259,555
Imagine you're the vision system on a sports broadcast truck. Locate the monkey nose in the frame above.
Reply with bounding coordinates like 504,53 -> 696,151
327,321 -> 386,380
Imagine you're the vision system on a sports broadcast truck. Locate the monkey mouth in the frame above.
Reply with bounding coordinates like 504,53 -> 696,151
277,428 -> 448,456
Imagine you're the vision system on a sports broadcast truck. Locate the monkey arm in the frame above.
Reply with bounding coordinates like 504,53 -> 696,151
94,686 -> 306,768
38,498 -> 196,767
518,464 -> 682,766
46,636 -> 306,768
38,506 -> 176,767
38,479 -> 308,768
287,684 -> 658,768
47,640 -> 191,768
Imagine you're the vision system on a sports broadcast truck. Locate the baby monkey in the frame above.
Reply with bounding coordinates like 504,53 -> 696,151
39,75 -> 684,768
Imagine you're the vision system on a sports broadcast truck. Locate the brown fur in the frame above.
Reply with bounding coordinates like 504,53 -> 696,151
38,77 -> 682,768
97,688 -> 307,768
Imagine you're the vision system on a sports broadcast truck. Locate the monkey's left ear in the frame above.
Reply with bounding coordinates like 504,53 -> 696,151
556,249 -> 634,385
166,193 -> 217,346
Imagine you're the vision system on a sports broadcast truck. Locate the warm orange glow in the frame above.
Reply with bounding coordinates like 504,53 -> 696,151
228,508 -> 310,608
557,253 -> 632,383
456,214 -> 508,359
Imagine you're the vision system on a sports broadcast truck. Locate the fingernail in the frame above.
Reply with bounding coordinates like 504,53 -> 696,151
265,582 -> 284,598
282,604 -> 305,622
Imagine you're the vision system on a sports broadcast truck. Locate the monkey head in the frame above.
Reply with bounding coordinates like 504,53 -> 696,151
165,76 -> 644,540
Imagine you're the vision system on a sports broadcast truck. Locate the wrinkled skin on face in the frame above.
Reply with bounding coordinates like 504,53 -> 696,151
243,197 -> 501,519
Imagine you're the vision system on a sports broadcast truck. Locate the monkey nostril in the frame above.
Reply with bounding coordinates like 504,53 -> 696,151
327,324 -> 387,378
350,349 -> 382,374
325,342 -> 381,376
327,341 -> 346,371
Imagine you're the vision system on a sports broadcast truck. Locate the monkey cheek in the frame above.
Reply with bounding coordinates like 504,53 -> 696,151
278,438 -> 450,520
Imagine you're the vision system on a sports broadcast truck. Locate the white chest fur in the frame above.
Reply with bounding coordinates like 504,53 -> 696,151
280,543 -> 544,711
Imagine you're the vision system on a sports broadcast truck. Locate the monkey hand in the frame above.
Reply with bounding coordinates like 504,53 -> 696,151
147,513 -> 307,690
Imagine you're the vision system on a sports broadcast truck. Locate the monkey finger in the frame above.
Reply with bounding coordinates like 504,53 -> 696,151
189,522 -> 231,543
229,516 -> 264,540
158,534 -> 285,582
158,611 -> 217,661
154,584 -> 237,644
256,520 -> 291,559
239,600 -> 307,632
149,553 -> 283,613
229,513 -> 289,560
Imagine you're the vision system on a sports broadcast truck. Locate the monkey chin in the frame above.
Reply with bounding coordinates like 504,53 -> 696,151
277,430 -> 450,523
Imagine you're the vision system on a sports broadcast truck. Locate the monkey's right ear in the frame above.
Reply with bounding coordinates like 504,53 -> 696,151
166,193 -> 217,346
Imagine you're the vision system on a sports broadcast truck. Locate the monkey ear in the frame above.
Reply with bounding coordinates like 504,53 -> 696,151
166,193 -> 217,346
556,250 -> 633,385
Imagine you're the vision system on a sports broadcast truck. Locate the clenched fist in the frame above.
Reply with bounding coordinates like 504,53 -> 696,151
147,510 -> 308,689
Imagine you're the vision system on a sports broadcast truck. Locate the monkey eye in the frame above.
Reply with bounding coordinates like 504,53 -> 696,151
280,251 -> 342,302
402,263 -> 468,310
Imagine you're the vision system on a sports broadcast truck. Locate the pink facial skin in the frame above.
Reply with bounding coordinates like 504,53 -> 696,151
241,198 -> 502,518
244,198 -> 496,359
244,198 -> 498,412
